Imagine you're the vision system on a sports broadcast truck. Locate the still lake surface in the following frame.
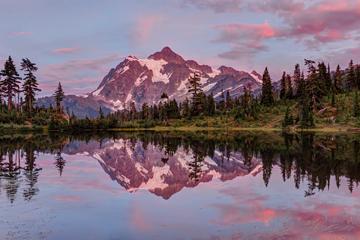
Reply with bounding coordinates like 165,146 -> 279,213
0,131 -> 359,240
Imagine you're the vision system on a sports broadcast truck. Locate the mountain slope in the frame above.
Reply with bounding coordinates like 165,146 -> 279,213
38,47 -> 262,117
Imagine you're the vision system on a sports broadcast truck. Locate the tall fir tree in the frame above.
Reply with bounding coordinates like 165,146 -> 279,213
305,59 -> 321,109
218,89 -> 225,112
187,73 -> 203,115
355,65 -> 360,90
280,71 -> 286,100
293,64 -> 302,97
326,64 -> 332,93
317,62 -> 329,96
54,82 -> 65,113
181,98 -> 191,119
21,58 -> 40,114
206,93 -> 216,116
0,56 -> 21,110
141,103 -> 149,120
286,74 -> 293,99
261,67 -> 274,106
225,90 -> 233,110
347,60 -> 356,91
334,65 -> 342,93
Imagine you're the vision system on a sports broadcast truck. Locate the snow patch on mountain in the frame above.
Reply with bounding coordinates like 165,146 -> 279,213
125,93 -> 133,103
116,65 -> 129,75
138,58 -> 170,84
135,74 -> 148,86
202,82 -> 217,92
208,68 -> 221,78
92,85 -> 105,96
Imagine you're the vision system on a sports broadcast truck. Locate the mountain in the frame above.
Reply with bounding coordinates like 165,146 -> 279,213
63,138 -> 262,199
37,47 -> 262,117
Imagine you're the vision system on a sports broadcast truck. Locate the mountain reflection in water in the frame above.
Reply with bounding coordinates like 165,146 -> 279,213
1,131 -> 359,202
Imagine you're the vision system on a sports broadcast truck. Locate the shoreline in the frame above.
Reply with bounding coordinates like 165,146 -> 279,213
1,124 -> 360,133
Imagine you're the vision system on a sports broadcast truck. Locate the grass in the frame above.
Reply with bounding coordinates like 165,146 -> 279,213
111,94 -> 360,133
1,93 -> 360,133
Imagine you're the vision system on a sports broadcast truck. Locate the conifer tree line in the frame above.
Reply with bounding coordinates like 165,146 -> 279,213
0,56 -> 66,125
98,58 -> 359,129
1,54 -> 360,130
106,73 -> 260,125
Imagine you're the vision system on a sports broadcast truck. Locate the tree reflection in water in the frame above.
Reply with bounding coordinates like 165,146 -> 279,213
0,131 -> 359,203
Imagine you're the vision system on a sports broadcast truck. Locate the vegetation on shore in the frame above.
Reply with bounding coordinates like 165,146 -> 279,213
0,56 -> 360,132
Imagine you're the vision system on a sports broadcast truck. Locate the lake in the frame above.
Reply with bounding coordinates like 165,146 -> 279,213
0,131 -> 359,240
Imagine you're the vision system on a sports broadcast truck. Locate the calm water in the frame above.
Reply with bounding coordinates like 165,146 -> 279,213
0,131 -> 360,240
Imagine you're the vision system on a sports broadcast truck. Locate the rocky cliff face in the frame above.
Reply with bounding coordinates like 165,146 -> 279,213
38,47 -> 262,117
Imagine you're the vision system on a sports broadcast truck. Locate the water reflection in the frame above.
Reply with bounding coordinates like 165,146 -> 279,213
0,142 -> 42,203
0,132 -> 360,203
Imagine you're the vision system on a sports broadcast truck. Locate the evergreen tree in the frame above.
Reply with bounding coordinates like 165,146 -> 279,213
280,71 -> 286,100
296,71 -> 306,100
167,99 -> 180,119
218,89 -> 225,112
21,58 -> 40,114
129,101 -> 137,120
305,59 -> 321,110
99,107 -> 104,119
261,67 -> 274,106
181,98 -> 191,119
152,105 -> 159,120
354,91 -> 360,118
160,92 -> 168,99
0,56 -> 21,110
334,65 -> 342,93
347,60 -> 356,91
225,91 -> 233,110
141,103 -> 149,120
299,83 -> 314,128
187,73 -> 203,115
326,64 -> 332,93
318,62 -> 329,96
355,65 -> 360,90
286,74 -> 293,99
293,64 -> 302,97
53,82 -> 64,113
238,86 -> 253,119
282,107 -> 293,127
206,93 -> 216,116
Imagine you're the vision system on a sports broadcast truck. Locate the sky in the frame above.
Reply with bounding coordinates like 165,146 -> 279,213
0,0 -> 359,96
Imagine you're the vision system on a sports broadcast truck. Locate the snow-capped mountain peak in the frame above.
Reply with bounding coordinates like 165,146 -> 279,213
38,47 -> 263,117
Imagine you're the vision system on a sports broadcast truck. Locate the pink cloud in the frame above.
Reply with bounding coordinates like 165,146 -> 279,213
215,22 -> 276,59
52,47 -> 80,55
9,31 -> 32,36
132,15 -> 163,44
272,0 -> 360,47
193,0 -> 360,59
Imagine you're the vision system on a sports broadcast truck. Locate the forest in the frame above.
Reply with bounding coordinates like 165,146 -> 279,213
0,56 -> 360,131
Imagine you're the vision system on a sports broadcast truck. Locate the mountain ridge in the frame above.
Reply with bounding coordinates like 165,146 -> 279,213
38,47 -> 263,118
